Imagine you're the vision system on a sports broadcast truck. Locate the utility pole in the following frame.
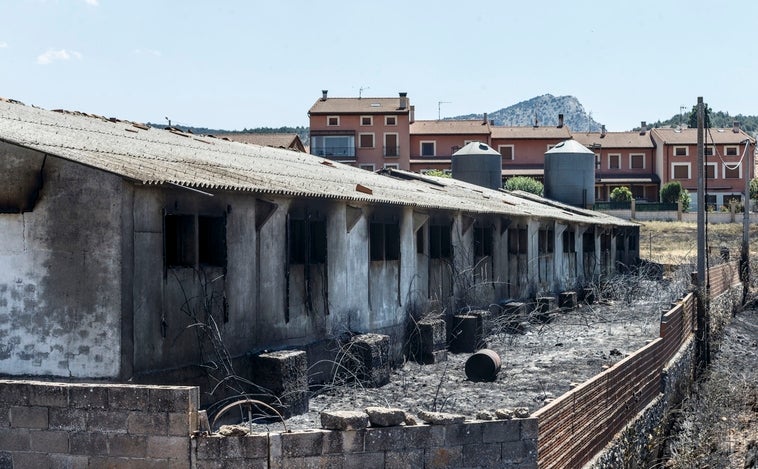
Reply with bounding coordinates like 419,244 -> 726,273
741,137 -> 751,303
695,96 -> 710,373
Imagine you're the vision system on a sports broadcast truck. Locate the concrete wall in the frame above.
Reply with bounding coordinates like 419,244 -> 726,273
0,379 -> 198,467
0,148 -> 124,378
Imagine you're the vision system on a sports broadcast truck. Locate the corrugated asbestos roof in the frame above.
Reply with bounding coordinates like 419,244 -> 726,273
0,99 -> 633,226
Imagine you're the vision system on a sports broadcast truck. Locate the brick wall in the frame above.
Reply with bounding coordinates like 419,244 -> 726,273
0,380 -> 198,467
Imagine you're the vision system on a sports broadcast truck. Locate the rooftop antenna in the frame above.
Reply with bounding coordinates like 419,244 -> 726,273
165,116 -> 171,127
679,105 -> 686,128
358,86 -> 370,99
438,101 -> 451,120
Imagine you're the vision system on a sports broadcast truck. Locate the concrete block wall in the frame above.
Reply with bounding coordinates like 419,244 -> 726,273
193,418 -> 538,468
0,380 -> 198,467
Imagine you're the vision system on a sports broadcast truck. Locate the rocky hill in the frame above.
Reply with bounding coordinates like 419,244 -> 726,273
452,94 -> 603,131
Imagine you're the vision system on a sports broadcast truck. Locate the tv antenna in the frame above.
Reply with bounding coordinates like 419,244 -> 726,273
438,101 -> 451,120
679,105 -> 686,128
165,116 -> 171,127
359,86 -> 370,99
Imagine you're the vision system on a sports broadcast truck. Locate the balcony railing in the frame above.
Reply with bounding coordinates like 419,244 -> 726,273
383,146 -> 400,157
311,147 -> 356,159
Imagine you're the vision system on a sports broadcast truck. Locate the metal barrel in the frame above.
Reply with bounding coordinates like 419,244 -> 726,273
465,349 -> 502,382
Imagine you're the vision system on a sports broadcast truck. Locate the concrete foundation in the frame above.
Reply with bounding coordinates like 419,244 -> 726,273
252,350 -> 309,417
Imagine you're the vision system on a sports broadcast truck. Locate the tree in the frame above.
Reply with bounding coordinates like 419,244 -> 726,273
423,169 -> 451,178
750,177 -> 758,202
610,186 -> 632,203
660,181 -> 690,211
504,176 -> 543,196
687,103 -> 712,129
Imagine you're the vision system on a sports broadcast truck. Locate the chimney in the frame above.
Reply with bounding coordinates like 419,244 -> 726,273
409,105 -> 415,124
601,125 -> 607,138
483,112 -> 488,125
557,113 -> 564,128
733,121 -> 740,133
399,92 -> 408,110
321,90 -> 328,101
639,121 -> 647,135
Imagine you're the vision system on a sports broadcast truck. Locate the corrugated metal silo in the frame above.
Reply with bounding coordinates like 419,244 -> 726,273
543,139 -> 595,208
451,141 -> 502,190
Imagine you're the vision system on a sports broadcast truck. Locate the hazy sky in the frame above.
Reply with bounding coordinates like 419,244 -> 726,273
2,0 -> 756,131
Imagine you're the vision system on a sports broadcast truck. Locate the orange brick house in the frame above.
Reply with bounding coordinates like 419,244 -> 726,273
651,125 -> 754,209
573,125 -> 658,202
409,118 -> 491,173
308,91 -> 412,171
490,119 -> 571,182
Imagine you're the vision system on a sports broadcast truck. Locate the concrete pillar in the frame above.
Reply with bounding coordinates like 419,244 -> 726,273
554,223 -> 567,291
575,225 -> 587,284
526,219 -> 539,290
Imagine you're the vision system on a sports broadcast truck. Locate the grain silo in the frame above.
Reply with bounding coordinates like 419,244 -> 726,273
451,141 -> 502,190
543,139 -> 595,208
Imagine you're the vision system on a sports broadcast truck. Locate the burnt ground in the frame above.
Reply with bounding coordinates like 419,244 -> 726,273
242,268 -> 692,433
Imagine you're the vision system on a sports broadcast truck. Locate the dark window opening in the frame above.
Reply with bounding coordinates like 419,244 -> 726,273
583,232 -> 595,253
600,233 -> 611,252
628,235 -> 638,251
538,229 -> 554,254
421,142 -> 435,156
199,216 -> 226,267
562,230 -> 576,253
473,225 -> 493,257
508,227 -> 527,254
165,214 -> 195,267
430,224 -> 452,259
370,221 -> 400,261
416,228 -> 425,254
288,216 -> 327,265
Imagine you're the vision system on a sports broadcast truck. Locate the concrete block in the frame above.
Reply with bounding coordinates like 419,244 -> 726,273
49,407 -> 87,431
0,428 -> 30,451
502,440 -> 536,463
364,426 -> 406,452
444,422 -> 484,446
11,453 -> 53,469
559,291 -> 578,309
534,296 -> 557,323
463,442 -> 502,467
168,412 -> 192,436
0,383 -> 29,408
582,287 -> 596,304
321,429 -> 367,454
89,456 -> 167,469
69,431 -> 108,455
49,454 -> 89,469
86,410 -> 128,433
27,383 -> 68,407
148,387 -> 195,413
343,451 -> 384,469
450,314 -> 487,353
10,405 -> 48,429
280,429 -> 325,458
425,446 -> 463,468
108,433 -> 148,458
418,410 -> 465,425
482,419 -> 521,443
127,411 -> 167,435
282,455 -> 345,469
29,429 -> 69,453
410,318 -> 447,365
195,434 -> 222,460
385,449 -> 424,469
0,451 -> 11,468
252,350 -> 309,417
68,385 -> 108,409
364,406 -> 405,427
350,334 -> 390,387
146,435 -> 190,460
107,386 -> 149,411
320,410 -> 369,431
403,424 -> 445,448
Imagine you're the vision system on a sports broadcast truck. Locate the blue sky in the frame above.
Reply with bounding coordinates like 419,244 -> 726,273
2,0 -> 757,131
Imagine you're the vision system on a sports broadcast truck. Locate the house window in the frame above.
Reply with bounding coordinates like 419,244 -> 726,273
609,154 -> 621,169
672,163 -> 690,180
165,214 -> 226,268
165,214 -> 196,267
673,146 -> 688,156
361,116 -> 373,126
370,220 -> 400,261
359,133 -> 375,148
288,216 -> 327,265
327,116 -> 339,126
595,153 -> 601,169
498,145 -> 514,160
508,227 -> 527,254
562,230 -> 575,253
632,186 -> 645,199
705,195 -> 718,211
384,163 -> 399,170
630,154 -> 645,169
416,228 -> 425,254
705,163 -> 717,179
420,141 -> 436,157
705,145 -> 715,156
311,135 -> 355,158
473,225 -> 493,257
429,224 -> 452,259
385,116 -> 397,126
384,133 -> 399,157
725,146 -> 738,156
538,229 -> 554,254
359,164 -> 375,171
724,163 -> 741,179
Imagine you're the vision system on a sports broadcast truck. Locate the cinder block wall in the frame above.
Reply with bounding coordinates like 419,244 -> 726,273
193,418 -> 538,468
0,380 -> 198,467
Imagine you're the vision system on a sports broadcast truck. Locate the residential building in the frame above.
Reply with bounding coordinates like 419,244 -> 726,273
223,132 -> 306,152
409,117 -> 491,173
573,124 -> 658,202
490,118 -> 572,182
651,124 -> 754,209
308,90 -> 412,171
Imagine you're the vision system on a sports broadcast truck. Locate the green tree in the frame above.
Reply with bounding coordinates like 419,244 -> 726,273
504,176 -> 543,196
687,103 -> 712,129
660,181 -> 690,211
423,169 -> 452,178
610,186 -> 632,202
750,177 -> 758,202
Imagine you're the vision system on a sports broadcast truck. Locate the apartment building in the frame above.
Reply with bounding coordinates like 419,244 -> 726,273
409,117 -> 491,173
491,120 -> 571,181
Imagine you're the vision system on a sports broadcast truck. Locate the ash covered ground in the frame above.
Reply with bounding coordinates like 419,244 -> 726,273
243,271 -> 690,433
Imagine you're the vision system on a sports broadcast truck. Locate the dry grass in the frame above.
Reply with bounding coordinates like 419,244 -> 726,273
638,221 -> 758,264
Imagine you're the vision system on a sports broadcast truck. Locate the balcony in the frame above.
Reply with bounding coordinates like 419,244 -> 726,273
311,146 -> 356,160
383,146 -> 400,157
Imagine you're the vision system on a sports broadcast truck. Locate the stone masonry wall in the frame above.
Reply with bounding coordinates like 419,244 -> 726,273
0,380 -> 198,468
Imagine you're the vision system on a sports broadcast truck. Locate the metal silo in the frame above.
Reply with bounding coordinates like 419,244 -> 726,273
543,139 -> 595,208
451,141 -> 502,190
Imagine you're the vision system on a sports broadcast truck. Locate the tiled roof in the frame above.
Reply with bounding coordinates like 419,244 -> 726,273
572,131 -> 654,149
410,120 -> 490,135
0,99 -> 633,226
222,133 -> 304,151
309,97 -> 410,114
490,126 -> 571,139
650,127 -> 754,145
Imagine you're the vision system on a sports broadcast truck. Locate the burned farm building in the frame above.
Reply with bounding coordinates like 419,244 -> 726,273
0,99 -> 639,394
